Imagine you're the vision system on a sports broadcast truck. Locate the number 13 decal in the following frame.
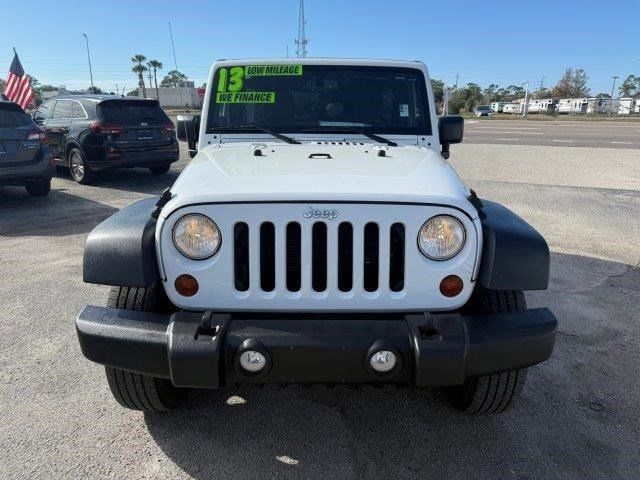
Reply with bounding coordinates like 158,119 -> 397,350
217,67 -> 244,93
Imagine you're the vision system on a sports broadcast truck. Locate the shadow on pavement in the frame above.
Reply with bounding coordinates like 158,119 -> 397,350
56,166 -> 181,196
144,252 -> 640,480
0,187 -> 117,237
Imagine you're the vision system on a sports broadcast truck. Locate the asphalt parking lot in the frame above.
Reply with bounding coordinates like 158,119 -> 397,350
1,138 -> 639,479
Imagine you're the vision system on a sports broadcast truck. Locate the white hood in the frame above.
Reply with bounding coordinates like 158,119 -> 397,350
165,143 -> 476,217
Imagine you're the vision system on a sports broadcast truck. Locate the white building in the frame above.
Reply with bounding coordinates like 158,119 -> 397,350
139,86 -> 203,108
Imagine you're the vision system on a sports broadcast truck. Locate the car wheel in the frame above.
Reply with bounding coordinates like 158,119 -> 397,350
149,164 -> 171,175
68,148 -> 94,184
445,287 -> 529,414
24,179 -> 51,197
104,283 -> 183,412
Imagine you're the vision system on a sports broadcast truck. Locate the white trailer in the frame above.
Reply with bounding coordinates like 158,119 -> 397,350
502,103 -> 522,114
490,102 -> 507,113
617,98 -> 634,115
586,98 -> 619,115
527,98 -> 555,114
557,98 -> 588,114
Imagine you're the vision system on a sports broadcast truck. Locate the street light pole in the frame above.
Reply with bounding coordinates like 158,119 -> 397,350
522,82 -> 529,117
609,76 -> 619,117
82,34 -> 95,93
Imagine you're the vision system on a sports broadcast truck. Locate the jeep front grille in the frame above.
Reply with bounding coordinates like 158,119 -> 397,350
233,221 -> 405,294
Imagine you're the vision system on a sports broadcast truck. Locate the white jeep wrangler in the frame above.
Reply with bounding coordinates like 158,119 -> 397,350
77,58 -> 556,414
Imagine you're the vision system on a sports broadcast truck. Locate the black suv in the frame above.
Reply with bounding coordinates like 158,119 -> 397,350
0,101 -> 54,196
33,95 -> 179,184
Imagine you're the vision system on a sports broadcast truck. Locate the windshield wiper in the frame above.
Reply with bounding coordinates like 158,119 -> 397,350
227,124 -> 300,144
300,126 -> 397,147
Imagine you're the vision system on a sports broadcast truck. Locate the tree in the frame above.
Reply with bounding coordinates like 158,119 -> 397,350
619,75 -> 638,97
87,86 -> 103,94
147,60 -> 163,100
595,92 -> 611,98
552,68 -> 590,98
131,54 -> 147,98
431,79 -> 444,105
482,84 -> 499,103
126,88 -> 139,97
160,70 -> 187,88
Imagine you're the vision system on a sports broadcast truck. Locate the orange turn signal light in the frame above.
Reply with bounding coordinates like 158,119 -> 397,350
439,275 -> 463,297
175,274 -> 199,297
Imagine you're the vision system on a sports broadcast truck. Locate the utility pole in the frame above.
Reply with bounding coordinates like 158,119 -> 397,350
538,76 -> 545,98
82,34 -> 95,93
609,75 -> 618,116
522,82 -> 529,117
454,73 -> 459,90
295,0 -> 309,58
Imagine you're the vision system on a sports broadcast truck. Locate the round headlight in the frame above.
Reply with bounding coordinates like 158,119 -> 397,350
418,215 -> 465,260
172,214 -> 221,260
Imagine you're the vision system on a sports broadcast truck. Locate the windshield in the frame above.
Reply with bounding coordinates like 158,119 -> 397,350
207,64 -> 431,135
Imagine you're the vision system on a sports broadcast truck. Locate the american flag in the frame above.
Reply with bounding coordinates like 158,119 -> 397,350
4,51 -> 35,110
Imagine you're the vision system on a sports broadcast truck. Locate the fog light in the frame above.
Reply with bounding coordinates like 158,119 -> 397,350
175,274 -> 199,296
370,351 -> 397,373
439,275 -> 463,297
239,350 -> 266,373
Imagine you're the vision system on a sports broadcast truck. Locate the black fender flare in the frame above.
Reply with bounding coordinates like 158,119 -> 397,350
83,196 -> 160,287
477,199 -> 550,290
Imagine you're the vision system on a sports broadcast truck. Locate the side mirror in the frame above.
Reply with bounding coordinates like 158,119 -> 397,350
438,115 -> 464,159
177,114 -> 201,158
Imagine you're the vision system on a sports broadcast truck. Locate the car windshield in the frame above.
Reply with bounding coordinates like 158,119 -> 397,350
98,100 -> 168,125
207,64 -> 431,135
0,105 -> 32,128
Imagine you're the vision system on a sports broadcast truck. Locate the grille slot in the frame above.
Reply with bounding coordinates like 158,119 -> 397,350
337,222 -> 353,292
389,223 -> 405,292
260,222 -> 275,292
312,222 -> 327,292
286,222 -> 301,292
234,222 -> 249,291
363,222 -> 379,292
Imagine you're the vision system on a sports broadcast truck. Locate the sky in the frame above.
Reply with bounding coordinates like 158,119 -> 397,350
1,0 -> 639,95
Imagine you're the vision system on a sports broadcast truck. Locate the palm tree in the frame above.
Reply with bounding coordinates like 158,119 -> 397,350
147,60 -> 163,100
131,54 -> 147,98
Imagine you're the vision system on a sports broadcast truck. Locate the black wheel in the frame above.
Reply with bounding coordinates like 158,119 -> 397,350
68,147 -> 94,184
104,284 -> 183,412
149,164 -> 171,175
446,288 -> 529,414
24,179 -> 51,197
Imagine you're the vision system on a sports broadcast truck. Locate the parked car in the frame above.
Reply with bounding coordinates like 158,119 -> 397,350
32,95 -> 179,184
474,105 -> 492,117
77,58 -> 556,415
0,100 -> 54,196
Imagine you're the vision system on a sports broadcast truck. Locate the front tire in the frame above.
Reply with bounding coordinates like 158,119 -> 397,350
446,288 -> 529,414
104,284 -> 183,412
68,148 -> 94,184
24,179 -> 51,197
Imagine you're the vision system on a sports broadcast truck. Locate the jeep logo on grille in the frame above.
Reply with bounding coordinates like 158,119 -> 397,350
303,206 -> 339,220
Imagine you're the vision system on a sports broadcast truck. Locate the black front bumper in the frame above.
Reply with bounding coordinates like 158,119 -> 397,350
76,306 -> 557,388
